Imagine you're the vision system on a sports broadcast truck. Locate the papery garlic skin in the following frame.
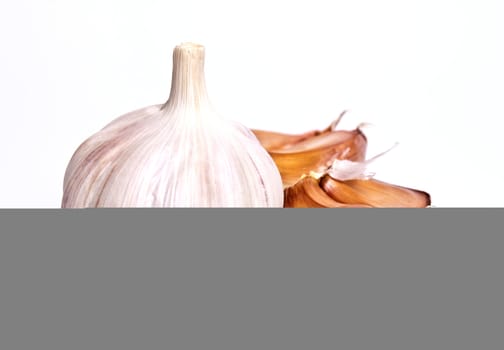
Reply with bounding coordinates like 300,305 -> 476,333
327,142 -> 398,181
62,43 -> 284,207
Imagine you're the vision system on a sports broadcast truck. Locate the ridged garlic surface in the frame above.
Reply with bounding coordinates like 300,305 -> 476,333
62,43 -> 284,207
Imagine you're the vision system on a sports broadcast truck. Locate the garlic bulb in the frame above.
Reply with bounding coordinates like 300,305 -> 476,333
62,42 -> 284,207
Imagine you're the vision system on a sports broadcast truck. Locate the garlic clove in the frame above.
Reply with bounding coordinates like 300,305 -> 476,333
268,127 -> 367,188
62,43 -> 284,208
252,129 -> 321,152
319,175 -> 431,208
252,110 -> 351,152
252,114 -> 431,207
252,111 -> 367,188
252,112 -> 431,208
284,175 -> 372,208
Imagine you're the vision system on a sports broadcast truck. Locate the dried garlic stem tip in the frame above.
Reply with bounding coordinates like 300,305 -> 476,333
163,42 -> 211,113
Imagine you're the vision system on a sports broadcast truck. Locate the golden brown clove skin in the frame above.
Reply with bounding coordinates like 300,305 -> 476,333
252,115 -> 367,188
269,129 -> 367,188
252,111 -> 355,153
319,175 -> 431,208
284,176 -> 372,208
252,129 -> 322,152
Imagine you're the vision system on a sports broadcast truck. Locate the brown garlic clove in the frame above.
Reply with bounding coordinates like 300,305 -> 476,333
252,112 -> 368,188
284,175 -> 372,208
269,128 -> 367,188
252,111 -> 368,188
252,129 -> 322,152
252,111 -> 349,152
253,111 -> 431,207
319,174 -> 431,208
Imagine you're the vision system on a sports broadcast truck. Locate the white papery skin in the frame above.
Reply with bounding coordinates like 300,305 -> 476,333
62,43 -> 284,207
327,142 -> 398,181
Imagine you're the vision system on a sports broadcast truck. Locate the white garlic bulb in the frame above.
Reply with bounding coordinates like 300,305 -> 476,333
62,42 -> 284,207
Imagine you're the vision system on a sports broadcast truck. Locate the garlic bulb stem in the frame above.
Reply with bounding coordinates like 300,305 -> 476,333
163,43 -> 211,114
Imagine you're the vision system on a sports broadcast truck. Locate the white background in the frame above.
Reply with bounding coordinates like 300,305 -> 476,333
1,0 -> 502,207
